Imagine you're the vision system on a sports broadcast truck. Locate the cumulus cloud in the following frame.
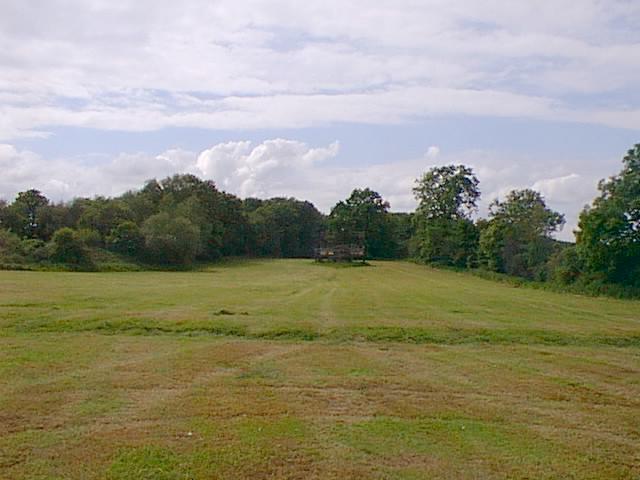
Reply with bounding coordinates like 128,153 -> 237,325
0,144 -> 198,201
531,173 -> 600,235
197,139 -> 339,197
0,139 -> 610,240
533,173 -> 590,202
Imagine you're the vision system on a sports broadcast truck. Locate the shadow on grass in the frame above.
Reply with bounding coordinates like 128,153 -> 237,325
13,319 -> 640,348
311,260 -> 372,268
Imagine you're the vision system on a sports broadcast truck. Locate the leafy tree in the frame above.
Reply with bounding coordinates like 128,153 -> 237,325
0,228 -> 22,262
76,228 -> 103,247
413,217 -> 479,267
65,198 -> 93,227
78,198 -> 134,240
242,198 -> 265,213
171,195 -> 217,258
108,221 -> 145,256
388,212 -> 414,258
218,193 -> 251,256
19,238 -> 49,262
0,200 -> 8,230
412,165 -> 480,266
413,165 -> 480,220
160,174 -> 213,204
3,190 -> 50,239
157,175 -> 225,259
119,188 -> 160,225
547,244 -> 584,285
479,189 -> 564,279
35,203 -> 73,241
248,198 -> 323,257
328,188 -> 393,258
141,213 -> 200,265
50,228 -> 91,265
140,179 -> 164,204
576,144 -> 640,285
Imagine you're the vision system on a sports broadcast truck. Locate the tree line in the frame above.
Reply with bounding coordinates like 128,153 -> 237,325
1,144 -> 638,295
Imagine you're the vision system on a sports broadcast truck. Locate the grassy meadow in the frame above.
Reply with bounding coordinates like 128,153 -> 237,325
0,260 -> 639,479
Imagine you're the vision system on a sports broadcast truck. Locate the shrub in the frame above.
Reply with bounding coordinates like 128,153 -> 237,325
547,245 -> 584,285
19,238 -> 49,262
76,228 -> 103,247
0,228 -> 21,252
141,213 -> 200,265
0,228 -> 24,263
50,228 -> 91,265
108,221 -> 145,256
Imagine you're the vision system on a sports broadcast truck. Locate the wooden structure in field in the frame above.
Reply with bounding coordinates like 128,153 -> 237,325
314,244 -> 365,262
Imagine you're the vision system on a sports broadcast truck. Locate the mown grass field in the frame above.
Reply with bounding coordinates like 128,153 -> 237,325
1,259 -> 639,479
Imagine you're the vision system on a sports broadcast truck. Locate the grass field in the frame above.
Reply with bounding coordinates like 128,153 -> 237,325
1,259 -> 639,479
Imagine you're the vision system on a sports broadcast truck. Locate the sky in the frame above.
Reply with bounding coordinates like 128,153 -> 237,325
1,0 -> 639,240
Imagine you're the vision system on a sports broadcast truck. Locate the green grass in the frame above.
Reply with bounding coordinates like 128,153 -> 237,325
0,259 -> 638,479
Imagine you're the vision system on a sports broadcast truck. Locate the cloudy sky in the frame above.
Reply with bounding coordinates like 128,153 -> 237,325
1,0 -> 639,239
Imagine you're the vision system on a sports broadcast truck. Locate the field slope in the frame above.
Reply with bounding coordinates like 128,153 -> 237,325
1,260 -> 639,479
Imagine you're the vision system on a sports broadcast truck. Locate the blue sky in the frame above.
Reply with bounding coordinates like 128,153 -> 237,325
1,0 -> 639,239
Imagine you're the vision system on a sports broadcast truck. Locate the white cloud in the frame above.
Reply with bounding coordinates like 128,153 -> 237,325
531,173 -> 600,236
425,146 -> 441,159
532,173 -> 589,203
197,139 -> 339,197
0,0 -> 639,139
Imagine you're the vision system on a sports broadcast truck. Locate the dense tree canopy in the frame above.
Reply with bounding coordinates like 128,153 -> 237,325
328,188 -> 394,258
107,221 -> 145,256
50,227 -> 90,265
388,212 -> 415,259
247,198 -> 323,258
479,189 -> 565,279
1,189 -> 50,239
78,198 -> 133,240
412,165 -> 480,266
142,213 -> 201,265
576,144 -> 640,285
413,165 -> 480,220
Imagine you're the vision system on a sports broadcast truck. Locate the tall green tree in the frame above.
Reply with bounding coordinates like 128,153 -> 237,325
327,188 -> 393,258
107,221 -> 145,256
3,190 -> 50,239
0,228 -> 21,261
576,144 -> 640,285
413,165 -> 480,220
388,212 -> 414,258
218,193 -> 251,256
157,175 -> 225,259
412,165 -> 480,266
0,200 -> 8,229
78,198 -> 133,240
479,189 -> 564,279
248,198 -> 323,257
50,227 -> 91,265
141,213 -> 200,265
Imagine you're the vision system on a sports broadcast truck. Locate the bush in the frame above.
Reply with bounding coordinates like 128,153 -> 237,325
108,221 -> 145,256
76,228 -> 103,247
0,228 -> 25,263
413,218 -> 479,268
50,228 -> 91,265
142,213 -> 200,265
0,228 -> 21,252
547,245 -> 584,285
19,238 -> 49,262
